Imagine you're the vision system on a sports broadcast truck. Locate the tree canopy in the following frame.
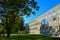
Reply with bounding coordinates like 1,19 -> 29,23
0,0 -> 39,37
0,0 -> 39,16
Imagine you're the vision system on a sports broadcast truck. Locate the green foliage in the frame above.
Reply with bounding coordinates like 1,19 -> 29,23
0,0 -> 39,16
0,0 -> 39,37
2,12 -> 25,33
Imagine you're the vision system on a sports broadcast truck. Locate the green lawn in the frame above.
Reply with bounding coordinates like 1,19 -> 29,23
0,34 -> 60,40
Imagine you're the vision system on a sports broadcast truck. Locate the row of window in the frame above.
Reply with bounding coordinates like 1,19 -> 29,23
40,6 -> 60,20
58,15 -> 60,22
30,15 -> 60,27
33,15 -> 60,26
41,16 -> 58,25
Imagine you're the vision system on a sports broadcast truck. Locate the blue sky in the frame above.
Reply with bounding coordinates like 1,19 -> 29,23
24,0 -> 60,23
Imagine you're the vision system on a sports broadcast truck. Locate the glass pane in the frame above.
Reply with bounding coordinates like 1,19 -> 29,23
45,20 -> 48,24
47,18 -> 51,24
58,15 -> 60,22
41,21 -> 44,24
48,12 -> 50,16
42,15 -> 46,19
52,10 -> 56,15
58,6 -> 60,13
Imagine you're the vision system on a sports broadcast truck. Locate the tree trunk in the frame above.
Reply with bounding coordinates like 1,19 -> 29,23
7,29 -> 10,37
6,15 -> 10,37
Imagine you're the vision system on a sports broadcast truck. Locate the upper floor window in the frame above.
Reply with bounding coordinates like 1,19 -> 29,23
42,14 -> 46,19
40,15 -> 46,21
53,17 -> 56,21
47,18 -> 52,24
41,20 -> 44,24
48,12 -> 51,16
57,6 -> 60,13
52,10 -> 56,15
58,15 -> 60,22
53,25 -> 58,30
41,19 -> 48,25
45,20 -> 48,24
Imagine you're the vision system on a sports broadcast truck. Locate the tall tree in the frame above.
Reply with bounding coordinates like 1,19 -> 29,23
2,12 -> 24,37
0,0 -> 39,37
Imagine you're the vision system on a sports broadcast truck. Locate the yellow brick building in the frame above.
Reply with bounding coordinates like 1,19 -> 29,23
28,4 -> 60,36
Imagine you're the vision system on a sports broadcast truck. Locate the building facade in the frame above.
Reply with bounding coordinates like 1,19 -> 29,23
28,4 -> 60,36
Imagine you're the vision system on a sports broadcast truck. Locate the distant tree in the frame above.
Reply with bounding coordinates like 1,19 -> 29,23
0,0 -> 39,37
20,17 -> 24,31
25,23 -> 30,34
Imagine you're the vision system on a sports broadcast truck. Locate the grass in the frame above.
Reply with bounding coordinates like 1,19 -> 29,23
0,34 -> 60,40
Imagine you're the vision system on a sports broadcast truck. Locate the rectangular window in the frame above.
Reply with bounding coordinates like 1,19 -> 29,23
42,15 -> 46,19
47,18 -> 52,24
41,21 -> 44,24
45,20 -> 48,24
52,10 -> 56,15
48,12 -> 51,16
58,6 -> 60,13
53,17 -> 56,21
58,15 -> 60,22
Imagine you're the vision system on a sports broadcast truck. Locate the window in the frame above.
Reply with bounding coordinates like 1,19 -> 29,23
52,10 -> 56,15
47,18 -> 52,24
53,17 -> 56,21
58,15 -> 60,22
41,19 -> 48,25
45,20 -> 48,24
41,14 -> 46,20
57,6 -> 60,13
53,25 -> 58,30
41,21 -> 44,24
48,12 -> 50,16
